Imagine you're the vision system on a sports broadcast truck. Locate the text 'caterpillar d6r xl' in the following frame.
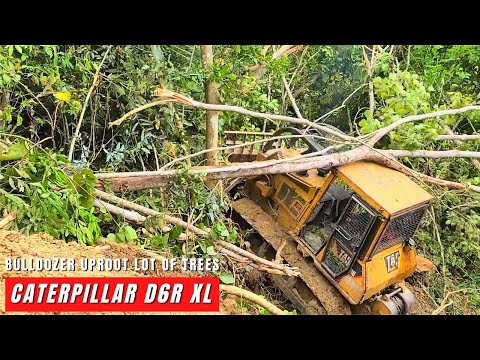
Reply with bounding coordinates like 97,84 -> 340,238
226,127 -> 433,315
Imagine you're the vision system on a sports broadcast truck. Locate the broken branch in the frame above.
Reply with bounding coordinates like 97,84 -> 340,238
220,284 -> 287,315
0,211 -> 16,229
437,134 -> 480,141
68,46 -> 111,161
217,240 -> 300,277
94,189 -> 208,237
110,89 -> 355,142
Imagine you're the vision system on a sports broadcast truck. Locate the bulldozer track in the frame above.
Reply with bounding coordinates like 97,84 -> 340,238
232,197 -> 351,315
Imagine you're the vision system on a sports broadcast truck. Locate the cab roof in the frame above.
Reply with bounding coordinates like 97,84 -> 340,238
336,161 -> 433,216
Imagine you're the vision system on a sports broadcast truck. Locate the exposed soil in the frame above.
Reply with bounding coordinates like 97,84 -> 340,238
0,230 -> 248,315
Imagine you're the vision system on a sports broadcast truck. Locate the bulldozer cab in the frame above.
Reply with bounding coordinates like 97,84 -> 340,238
242,146 -> 432,304
230,127 -> 433,313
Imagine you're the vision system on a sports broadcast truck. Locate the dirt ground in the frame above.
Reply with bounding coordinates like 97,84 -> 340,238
0,230 -> 247,315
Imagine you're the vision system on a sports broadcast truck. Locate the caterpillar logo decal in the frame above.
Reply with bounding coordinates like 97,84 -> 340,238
338,248 -> 352,265
384,251 -> 400,273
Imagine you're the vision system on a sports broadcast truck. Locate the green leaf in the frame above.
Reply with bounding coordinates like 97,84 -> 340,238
44,46 -> 53,57
54,91 -> 71,103
14,45 -> 22,54
113,84 -> 126,96
152,46 -> 164,62
8,177 -> 16,190
107,233 -> 117,241
258,307 -> 272,315
116,233 -> 126,243
206,246 -> 216,256
151,234 -> 168,247
123,226 -> 138,243
169,225 -> 183,241
2,74 -> 11,84
219,272 -> 235,285
0,140 -> 28,161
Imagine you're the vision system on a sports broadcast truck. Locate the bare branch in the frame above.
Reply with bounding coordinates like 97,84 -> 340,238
109,100 -> 172,127
384,149 -> 480,160
217,240 -> 299,277
110,89 -> 356,142
282,76 -> 304,119
94,199 -> 187,240
273,45 -> 294,59
368,105 -> 480,145
94,199 -> 146,224
94,189 -> 208,237
437,134 -> 480,141
68,46 -> 112,162
441,125 -> 480,172
219,284 -> 287,315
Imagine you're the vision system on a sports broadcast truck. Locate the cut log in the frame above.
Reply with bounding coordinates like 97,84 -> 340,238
109,176 -> 168,191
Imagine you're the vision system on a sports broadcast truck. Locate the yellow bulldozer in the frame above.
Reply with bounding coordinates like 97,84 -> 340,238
227,127 -> 433,315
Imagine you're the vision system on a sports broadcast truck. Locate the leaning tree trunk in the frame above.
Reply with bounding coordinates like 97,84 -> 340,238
200,45 -> 220,167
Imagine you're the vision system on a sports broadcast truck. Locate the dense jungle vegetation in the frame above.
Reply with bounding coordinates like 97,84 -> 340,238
1,45 -> 480,314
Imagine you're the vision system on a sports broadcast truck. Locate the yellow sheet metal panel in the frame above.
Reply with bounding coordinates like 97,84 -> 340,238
363,242 -> 416,300
337,161 -> 433,216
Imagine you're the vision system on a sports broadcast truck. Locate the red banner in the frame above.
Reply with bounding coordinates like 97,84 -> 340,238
5,277 -> 219,312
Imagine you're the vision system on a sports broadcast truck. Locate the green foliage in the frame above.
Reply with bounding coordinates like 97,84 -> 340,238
359,70 -> 436,150
0,139 -> 28,161
107,225 -> 138,244
218,272 -> 235,285
0,142 -> 101,244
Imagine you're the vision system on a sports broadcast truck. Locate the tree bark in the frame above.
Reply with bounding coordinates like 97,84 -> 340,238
219,284 -> 287,315
94,189 -> 208,237
437,134 -> 480,141
105,176 -> 168,192
94,199 -> 146,224
441,125 -> 480,172
200,45 -> 220,167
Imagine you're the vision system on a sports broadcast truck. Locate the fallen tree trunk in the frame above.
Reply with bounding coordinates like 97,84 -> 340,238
95,189 -> 299,276
94,189 -> 208,237
95,145 -> 480,194
94,199 -> 146,224
219,284 -> 287,315
437,134 -> 480,141
441,125 -> 480,172
94,199 -> 188,240
100,176 -> 169,192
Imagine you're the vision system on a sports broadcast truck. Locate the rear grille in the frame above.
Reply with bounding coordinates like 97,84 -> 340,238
372,205 -> 428,256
